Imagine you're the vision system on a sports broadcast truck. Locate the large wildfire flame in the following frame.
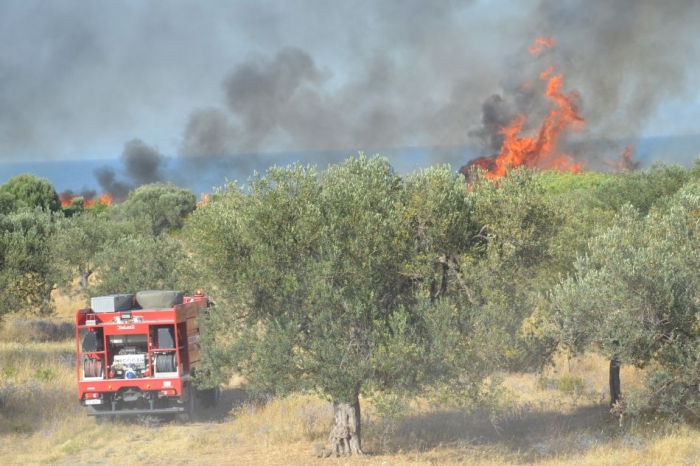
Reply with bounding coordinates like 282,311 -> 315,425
59,192 -> 113,209
462,37 -> 635,180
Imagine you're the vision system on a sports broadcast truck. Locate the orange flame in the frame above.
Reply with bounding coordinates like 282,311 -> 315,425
196,193 -> 210,208
59,192 -> 113,209
539,65 -> 553,80
99,193 -> 113,206
465,37 -> 586,180
528,36 -> 554,54
59,193 -> 73,208
615,145 -> 640,171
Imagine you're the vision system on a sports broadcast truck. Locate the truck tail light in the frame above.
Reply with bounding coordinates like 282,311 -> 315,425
85,393 -> 100,399
160,389 -> 176,396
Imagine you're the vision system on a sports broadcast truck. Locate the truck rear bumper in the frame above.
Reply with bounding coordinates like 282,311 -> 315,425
87,406 -> 185,417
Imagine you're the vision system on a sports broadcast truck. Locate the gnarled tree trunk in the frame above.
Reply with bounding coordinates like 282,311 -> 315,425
329,396 -> 363,456
78,266 -> 92,289
40,283 -> 55,315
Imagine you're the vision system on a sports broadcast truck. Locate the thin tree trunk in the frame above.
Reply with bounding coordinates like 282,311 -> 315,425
329,396 -> 363,456
609,355 -> 621,408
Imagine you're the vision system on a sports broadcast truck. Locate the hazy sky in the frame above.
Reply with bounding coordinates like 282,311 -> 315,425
1,0 -> 699,170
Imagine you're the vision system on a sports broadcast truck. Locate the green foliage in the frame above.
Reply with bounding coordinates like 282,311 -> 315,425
403,165 -> 476,301
0,192 -> 16,215
539,170 -> 612,195
86,197 -> 112,215
89,234 -> 187,297
691,155 -> 700,179
184,156 -> 487,408
463,168 -> 571,371
0,173 -> 61,213
546,180 -> 700,417
470,168 -> 561,270
32,368 -> 53,382
114,183 -> 197,236
48,184 -> 195,303
50,211 -> 145,292
1,365 -> 18,379
0,208 -> 59,315
590,162 -> 691,215
0,156 -> 697,438
537,374 -> 585,394
61,195 -> 112,217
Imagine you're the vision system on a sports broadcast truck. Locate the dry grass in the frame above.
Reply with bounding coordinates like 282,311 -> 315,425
53,290 -> 86,319
2,301 -> 699,465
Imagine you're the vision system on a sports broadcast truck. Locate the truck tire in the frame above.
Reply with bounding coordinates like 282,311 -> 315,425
177,384 -> 196,423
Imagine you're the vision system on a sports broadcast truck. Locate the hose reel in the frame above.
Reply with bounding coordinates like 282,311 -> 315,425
83,358 -> 103,378
155,353 -> 177,373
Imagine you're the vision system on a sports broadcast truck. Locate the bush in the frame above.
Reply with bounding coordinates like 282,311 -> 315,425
537,375 -> 586,395
33,368 -> 54,382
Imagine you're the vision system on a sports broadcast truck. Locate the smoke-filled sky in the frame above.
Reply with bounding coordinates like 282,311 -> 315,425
1,0 -> 699,193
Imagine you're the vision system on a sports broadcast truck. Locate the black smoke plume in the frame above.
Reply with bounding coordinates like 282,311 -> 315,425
95,139 -> 166,202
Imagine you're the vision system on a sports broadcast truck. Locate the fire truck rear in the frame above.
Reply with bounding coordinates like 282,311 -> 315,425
75,290 -> 217,421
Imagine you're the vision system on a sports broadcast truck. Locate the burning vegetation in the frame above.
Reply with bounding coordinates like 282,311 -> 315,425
196,193 -> 210,208
59,191 -> 113,209
461,37 -> 637,181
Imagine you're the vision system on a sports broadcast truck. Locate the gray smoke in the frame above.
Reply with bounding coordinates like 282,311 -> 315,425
179,46 -> 425,166
95,139 -> 166,201
1,0 -> 698,185
94,168 -> 131,203
540,0 -> 699,137
178,1 -> 489,171
180,0 -> 700,174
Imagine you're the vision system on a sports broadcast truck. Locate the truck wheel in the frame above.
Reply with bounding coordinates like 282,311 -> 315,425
177,384 -> 196,423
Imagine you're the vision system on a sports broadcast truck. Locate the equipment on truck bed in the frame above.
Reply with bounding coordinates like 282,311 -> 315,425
75,290 -> 219,422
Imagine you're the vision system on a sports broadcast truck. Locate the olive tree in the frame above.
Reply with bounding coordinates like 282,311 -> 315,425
89,234 -> 187,298
0,208 -> 59,315
462,168 -> 573,371
0,173 -> 61,213
184,156 -> 481,455
113,183 -> 197,236
51,212 -> 145,291
546,181 -> 700,417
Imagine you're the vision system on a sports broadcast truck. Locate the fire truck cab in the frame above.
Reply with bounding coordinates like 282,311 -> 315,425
75,290 -> 218,421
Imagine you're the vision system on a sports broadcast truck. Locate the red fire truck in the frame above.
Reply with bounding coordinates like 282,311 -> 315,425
75,290 -> 218,421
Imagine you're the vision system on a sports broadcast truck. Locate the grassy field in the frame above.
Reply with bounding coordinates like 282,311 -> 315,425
2,296 -> 700,465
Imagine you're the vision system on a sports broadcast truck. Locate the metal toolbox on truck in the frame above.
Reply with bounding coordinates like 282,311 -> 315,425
90,294 -> 134,313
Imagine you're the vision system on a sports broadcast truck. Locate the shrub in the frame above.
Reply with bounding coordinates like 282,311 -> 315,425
537,375 -> 586,395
